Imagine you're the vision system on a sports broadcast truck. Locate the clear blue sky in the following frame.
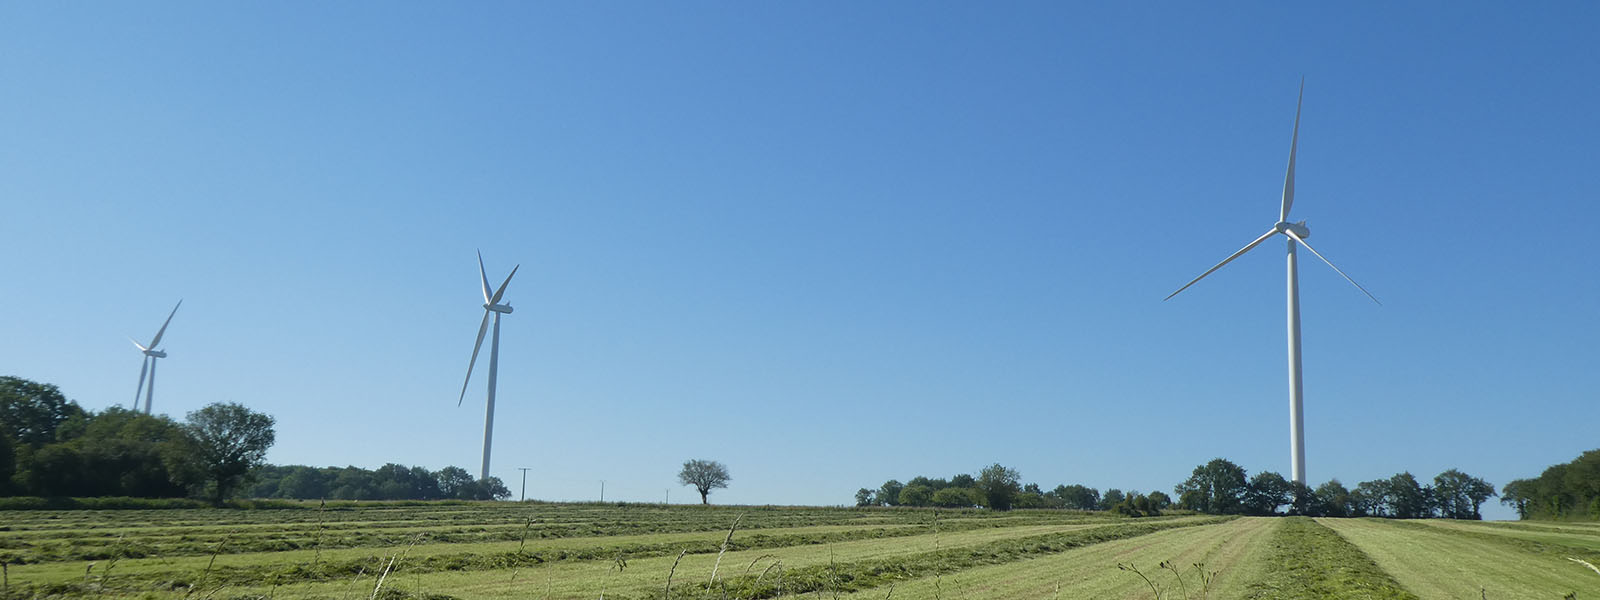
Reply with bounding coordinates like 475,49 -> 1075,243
3,3 -> 1595,519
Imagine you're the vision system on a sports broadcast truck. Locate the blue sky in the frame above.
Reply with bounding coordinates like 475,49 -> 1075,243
3,3 -> 1596,519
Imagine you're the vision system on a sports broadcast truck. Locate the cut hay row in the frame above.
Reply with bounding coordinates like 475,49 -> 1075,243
1321,518 -> 1600,599
220,519 -> 1161,599
5,511 -> 1159,596
4,505 -> 1096,563
1415,519 -> 1600,552
829,514 -> 1273,599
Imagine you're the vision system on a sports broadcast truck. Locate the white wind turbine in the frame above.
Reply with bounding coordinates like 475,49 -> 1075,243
131,300 -> 182,415
459,251 -> 520,481
1165,81 -> 1379,486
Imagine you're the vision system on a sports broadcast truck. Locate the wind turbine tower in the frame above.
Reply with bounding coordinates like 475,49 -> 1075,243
459,251 -> 519,481
131,300 -> 182,415
1165,81 -> 1379,486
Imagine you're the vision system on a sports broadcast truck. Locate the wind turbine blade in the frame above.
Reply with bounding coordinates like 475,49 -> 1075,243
489,265 -> 519,305
130,337 -> 148,352
148,300 -> 182,348
1280,79 -> 1303,223
477,250 -> 492,304
1284,229 -> 1381,305
1164,228 -> 1279,301
134,357 -> 150,406
458,310 -> 492,406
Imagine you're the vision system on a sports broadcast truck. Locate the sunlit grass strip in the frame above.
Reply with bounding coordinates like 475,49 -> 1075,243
663,517 -> 1232,600
7,518 -> 1127,595
1240,517 -> 1417,600
1384,519 -> 1600,561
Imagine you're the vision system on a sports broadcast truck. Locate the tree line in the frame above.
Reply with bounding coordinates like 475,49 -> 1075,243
1499,448 -> 1600,520
855,463 -> 1169,516
1,377 -> 277,503
246,464 -> 510,501
1,376 -> 508,504
1175,458 -> 1496,519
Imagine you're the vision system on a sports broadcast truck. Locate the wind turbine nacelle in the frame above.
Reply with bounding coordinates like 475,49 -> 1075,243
485,303 -> 514,314
1275,221 -> 1311,239
143,350 -> 167,358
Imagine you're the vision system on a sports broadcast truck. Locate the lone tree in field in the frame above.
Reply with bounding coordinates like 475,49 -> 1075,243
678,459 -> 730,505
183,402 -> 276,504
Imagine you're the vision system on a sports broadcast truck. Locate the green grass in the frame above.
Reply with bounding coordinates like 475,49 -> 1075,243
1321,518 -> 1600,599
5,502 -> 1599,600
1241,517 -> 1417,600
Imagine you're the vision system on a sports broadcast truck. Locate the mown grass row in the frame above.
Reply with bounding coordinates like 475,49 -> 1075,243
1322,518 -> 1600,598
1240,517 -> 1417,600
0,503 -> 938,533
7,514 -> 1161,596
4,506 -> 1093,564
641,517 -> 1232,600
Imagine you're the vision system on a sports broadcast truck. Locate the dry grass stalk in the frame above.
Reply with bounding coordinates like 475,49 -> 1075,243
183,533 -> 232,599
663,549 -> 687,600
1570,557 -> 1600,576
370,535 -> 424,600
707,514 -> 744,586
313,499 -> 328,569
743,554 -> 777,576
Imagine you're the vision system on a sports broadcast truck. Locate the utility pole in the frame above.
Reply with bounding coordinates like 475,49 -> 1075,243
517,467 -> 531,502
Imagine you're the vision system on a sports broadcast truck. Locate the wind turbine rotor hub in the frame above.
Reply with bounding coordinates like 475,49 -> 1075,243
485,303 -> 514,314
1274,221 -> 1311,239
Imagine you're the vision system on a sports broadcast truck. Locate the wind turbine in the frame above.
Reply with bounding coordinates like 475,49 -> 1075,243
459,251 -> 519,481
131,300 -> 182,415
1165,81 -> 1379,486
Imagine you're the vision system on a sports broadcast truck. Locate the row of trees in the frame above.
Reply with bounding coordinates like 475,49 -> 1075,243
855,464 -> 1169,513
1,377 -> 276,503
1175,458 -> 1496,519
1500,449 -> 1600,520
247,464 -> 510,501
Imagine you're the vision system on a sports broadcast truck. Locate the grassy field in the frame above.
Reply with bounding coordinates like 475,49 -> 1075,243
3,503 -> 1599,599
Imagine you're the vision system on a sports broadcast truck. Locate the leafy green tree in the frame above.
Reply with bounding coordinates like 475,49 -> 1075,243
0,434 -> 13,494
459,476 -> 511,500
437,466 -> 475,499
898,484 -> 934,507
1146,491 -> 1172,510
1174,459 -> 1248,514
931,486 -> 981,507
877,480 -> 904,507
1244,471 -> 1291,515
181,403 -> 277,504
678,459 -> 731,505
17,444 -> 86,496
71,407 -> 194,497
949,473 -> 976,488
1313,479 -> 1352,517
1432,469 -> 1495,520
1500,479 -> 1532,519
0,377 -> 85,447
1351,479 -> 1389,517
1099,488 -> 1125,511
976,464 -> 1022,511
276,468 -> 330,499
854,488 -> 875,507
1052,484 -> 1100,510
1386,472 -> 1428,519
